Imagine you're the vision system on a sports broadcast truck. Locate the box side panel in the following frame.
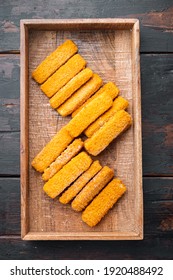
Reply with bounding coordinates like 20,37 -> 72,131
20,22 -> 29,239
26,20 -> 142,239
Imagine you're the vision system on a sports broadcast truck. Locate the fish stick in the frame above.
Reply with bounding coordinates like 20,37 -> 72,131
49,68 -> 93,109
84,110 -> 132,156
65,91 -> 113,138
82,178 -> 127,227
42,138 -> 84,181
72,82 -> 119,117
59,160 -> 102,204
41,54 -> 86,97
43,152 -> 92,199
85,96 -> 129,137
31,127 -> 73,173
57,73 -> 102,116
32,40 -> 78,84
71,166 -> 114,211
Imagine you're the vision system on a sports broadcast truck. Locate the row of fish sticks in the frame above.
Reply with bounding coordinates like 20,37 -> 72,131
31,130 -> 126,226
31,39 -> 132,226
37,137 -> 126,227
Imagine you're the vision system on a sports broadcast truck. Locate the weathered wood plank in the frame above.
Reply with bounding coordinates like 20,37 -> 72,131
0,178 -> 20,235
0,55 -> 20,131
0,0 -> 173,52
0,132 -> 19,175
0,178 -> 173,239
144,178 -> 173,235
0,236 -> 173,260
141,54 -> 173,176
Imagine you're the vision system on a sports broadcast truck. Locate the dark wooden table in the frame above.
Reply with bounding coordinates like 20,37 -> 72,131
0,0 -> 173,259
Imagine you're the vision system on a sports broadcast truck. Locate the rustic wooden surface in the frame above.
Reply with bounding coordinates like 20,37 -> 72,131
0,0 -> 173,258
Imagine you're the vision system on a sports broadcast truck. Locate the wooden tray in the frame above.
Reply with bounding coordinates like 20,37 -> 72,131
20,19 -> 143,240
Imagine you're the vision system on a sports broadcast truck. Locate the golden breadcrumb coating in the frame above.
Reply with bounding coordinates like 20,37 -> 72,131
85,96 -> 129,137
42,138 -> 83,181
31,127 -> 73,173
84,110 -> 132,156
57,73 -> 102,116
65,91 -> 113,138
43,152 -> 92,199
49,68 -> 93,109
71,166 -> 114,211
72,82 -> 119,117
59,160 -> 102,204
32,40 -> 78,84
40,54 -> 86,97
82,178 -> 126,227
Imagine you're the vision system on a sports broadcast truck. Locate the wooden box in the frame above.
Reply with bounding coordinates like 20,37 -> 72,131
20,19 -> 143,240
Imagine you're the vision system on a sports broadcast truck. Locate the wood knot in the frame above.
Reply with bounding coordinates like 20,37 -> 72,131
159,217 -> 173,231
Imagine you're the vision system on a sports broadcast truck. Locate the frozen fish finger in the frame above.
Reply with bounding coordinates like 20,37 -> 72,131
59,160 -> 102,204
31,127 -> 73,173
42,138 -> 84,181
84,110 -> 132,156
82,178 -> 127,227
43,152 -> 92,199
49,68 -> 93,109
32,40 -> 78,84
57,74 -> 102,116
41,54 -> 86,98
72,82 -> 119,117
85,96 -> 129,137
71,166 -> 114,212
65,91 -> 113,138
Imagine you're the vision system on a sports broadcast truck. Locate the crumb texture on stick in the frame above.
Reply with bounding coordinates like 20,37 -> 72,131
82,178 -> 127,227
32,39 -> 78,84
43,151 -> 92,199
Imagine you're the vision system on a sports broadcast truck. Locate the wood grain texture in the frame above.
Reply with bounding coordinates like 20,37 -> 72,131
20,19 -> 142,240
0,132 -> 20,175
141,54 -> 173,176
0,0 -> 173,52
0,178 -> 20,235
0,55 -> 20,131
0,238 -> 171,260
144,178 -> 173,236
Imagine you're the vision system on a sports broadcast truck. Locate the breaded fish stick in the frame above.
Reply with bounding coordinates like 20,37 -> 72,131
82,178 -> 127,227
71,166 -> 114,211
57,74 -> 102,116
49,68 -> 93,109
72,82 -> 119,117
32,40 -> 78,84
43,152 -> 92,199
41,54 -> 86,97
59,160 -> 102,204
31,127 -> 73,173
85,96 -> 129,137
84,110 -> 132,156
42,138 -> 83,181
65,91 -> 113,138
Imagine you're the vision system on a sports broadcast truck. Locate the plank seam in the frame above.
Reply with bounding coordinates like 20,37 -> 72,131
0,175 -> 20,178
0,51 -> 20,55
0,235 -> 21,240
0,131 -> 20,133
